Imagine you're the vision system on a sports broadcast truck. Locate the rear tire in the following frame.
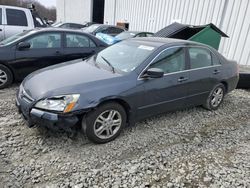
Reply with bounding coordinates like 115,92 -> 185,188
0,64 -> 13,89
83,102 -> 127,144
203,83 -> 225,110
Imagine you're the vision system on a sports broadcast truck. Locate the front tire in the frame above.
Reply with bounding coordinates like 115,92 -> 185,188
83,102 -> 127,143
203,83 -> 225,110
0,64 -> 13,89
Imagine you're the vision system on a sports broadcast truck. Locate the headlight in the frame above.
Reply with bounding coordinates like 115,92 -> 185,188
35,94 -> 80,113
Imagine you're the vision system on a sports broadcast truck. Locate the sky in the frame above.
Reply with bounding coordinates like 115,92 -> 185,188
37,0 -> 56,8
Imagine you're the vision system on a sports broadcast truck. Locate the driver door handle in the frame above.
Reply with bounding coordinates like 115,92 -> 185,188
178,77 -> 189,82
213,70 -> 220,74
55,51 -> 61,55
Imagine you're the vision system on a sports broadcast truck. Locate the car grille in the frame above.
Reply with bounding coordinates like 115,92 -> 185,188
19,85 -> 34,103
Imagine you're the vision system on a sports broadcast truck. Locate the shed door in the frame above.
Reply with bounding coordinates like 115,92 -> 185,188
92,0 -> 105,23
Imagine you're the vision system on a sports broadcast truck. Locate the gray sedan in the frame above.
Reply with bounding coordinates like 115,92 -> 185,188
16,38 -> 239,143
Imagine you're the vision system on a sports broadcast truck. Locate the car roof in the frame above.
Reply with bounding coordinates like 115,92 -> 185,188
129,37 -> 208,48
23,28 -> 102,41
0,5 -> 29,11
59,22 -> 84,25
124,31 -> 153,34
32,27 -> 86,33
92,24 -> 124,29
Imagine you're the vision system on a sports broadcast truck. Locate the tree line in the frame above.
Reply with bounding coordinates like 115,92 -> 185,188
0,0 -> 56,21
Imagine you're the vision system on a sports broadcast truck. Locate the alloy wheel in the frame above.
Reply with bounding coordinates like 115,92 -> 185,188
94,110 -> 122,139
211,87 -> 224,107
0,69 -> 8,87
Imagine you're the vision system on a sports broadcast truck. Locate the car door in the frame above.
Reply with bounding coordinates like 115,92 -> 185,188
14,32 -> 63,79
63,32 -> 97,61
4,8 -> 31,39
136,47 -> 189,119
185,47 -> 222,106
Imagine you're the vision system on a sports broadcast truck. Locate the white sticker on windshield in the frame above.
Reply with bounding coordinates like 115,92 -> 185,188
138,45 -> 154,51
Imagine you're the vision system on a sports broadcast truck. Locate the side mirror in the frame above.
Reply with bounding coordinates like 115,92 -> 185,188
17,42 -> 31,50
142,68 -> 164,79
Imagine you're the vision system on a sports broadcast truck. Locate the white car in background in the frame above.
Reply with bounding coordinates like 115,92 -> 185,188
0,5 -> 46,41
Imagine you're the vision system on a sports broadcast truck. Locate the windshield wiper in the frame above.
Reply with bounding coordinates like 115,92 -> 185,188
101,56 -> 115,73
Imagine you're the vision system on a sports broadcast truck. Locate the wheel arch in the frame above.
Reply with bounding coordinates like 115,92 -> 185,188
220,81 -> 228,93
0,62 -> 16,81
96,98 -> 131,123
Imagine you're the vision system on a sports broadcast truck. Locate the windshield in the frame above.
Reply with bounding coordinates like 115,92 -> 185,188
88,41 -> 155,73
116,32 -> 136,40
83,24 -> 100,33
0,30 -> 32,46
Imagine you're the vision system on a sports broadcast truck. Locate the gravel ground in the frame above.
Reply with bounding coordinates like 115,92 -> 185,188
0,86 -> 249,188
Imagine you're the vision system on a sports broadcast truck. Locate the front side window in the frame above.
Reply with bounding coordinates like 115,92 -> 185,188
6,9 -> 28,26
150,47 -> 186,74
26,33 -> 61,49
188,47 -> 212,69
66,34 -> 96,48
0,30 -> 33,46
0,8 -> 2,25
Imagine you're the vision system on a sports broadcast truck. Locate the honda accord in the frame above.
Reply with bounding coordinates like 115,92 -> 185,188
16,38 -> 239,143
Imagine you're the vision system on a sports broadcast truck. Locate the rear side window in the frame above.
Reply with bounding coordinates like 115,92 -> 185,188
70,23 -> 84,29
211,53 -> 221,65
188,47 -> 212,69
136,33 -> 146,37
66,34 -> 96,48
0,8 -> 2,25
26,33 -> 61,49
150,47 -> 186,74
146,33 -> 154,37
6,9 -> 28,26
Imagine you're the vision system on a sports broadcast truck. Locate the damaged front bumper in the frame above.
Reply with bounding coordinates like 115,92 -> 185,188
16,96 -> 83,131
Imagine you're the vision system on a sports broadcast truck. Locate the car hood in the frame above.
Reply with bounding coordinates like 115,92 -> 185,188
22,59 -> 122,100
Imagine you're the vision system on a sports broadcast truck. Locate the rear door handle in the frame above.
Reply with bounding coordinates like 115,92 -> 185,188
178,77 -> 189,82
0,29 -> 2,31
213,70 -> 220,74
55,51 -> 61,55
